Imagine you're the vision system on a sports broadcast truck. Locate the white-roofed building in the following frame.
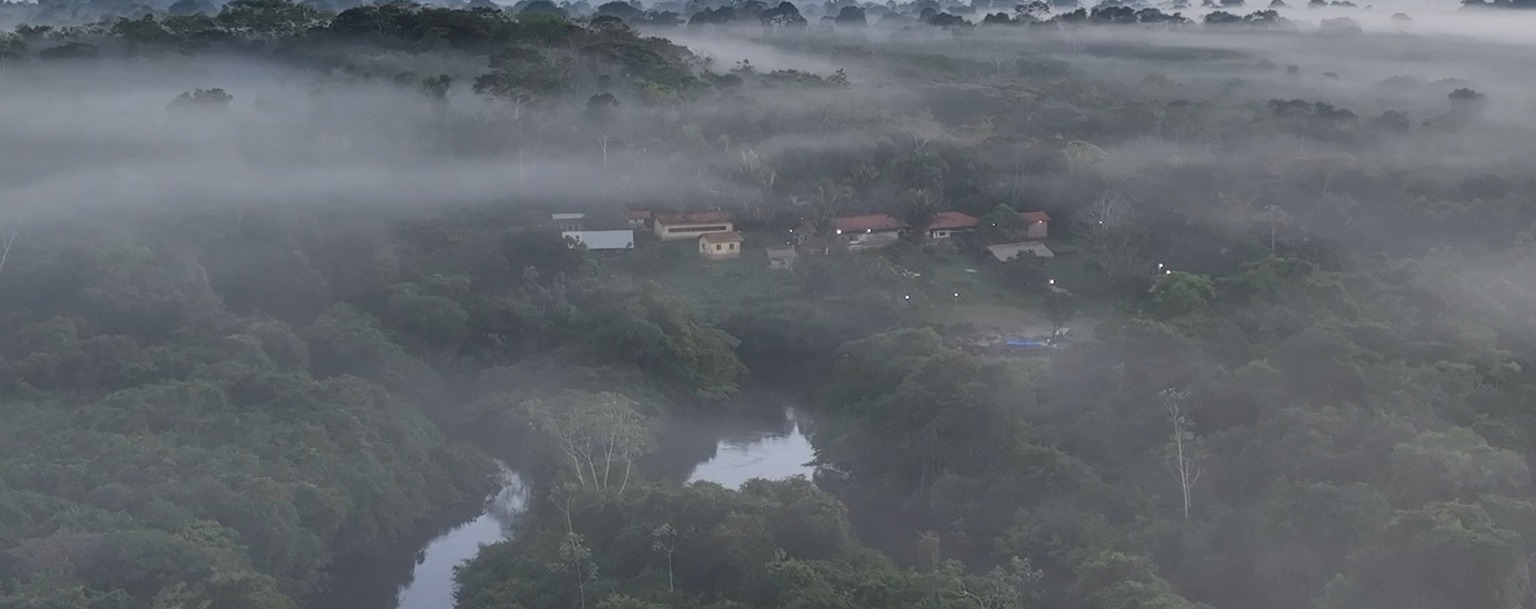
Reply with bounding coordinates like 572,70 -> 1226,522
985,241 -> 1054,262
552,213 -> 587,231
563,230 -> 634,251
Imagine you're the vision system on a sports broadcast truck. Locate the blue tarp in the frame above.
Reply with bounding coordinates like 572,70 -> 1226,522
1004,339 -> 1048,348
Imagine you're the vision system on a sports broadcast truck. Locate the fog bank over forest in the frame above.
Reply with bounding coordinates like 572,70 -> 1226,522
6,3 -> 1536,609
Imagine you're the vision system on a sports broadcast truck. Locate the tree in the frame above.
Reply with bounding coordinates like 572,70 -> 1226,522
0,216 -> 19,275
382,291 -> 469,351
595,0 -> 643,19
552,532 -> 599,609
587,92 -> 619,125
1073,189 -> 1139,282
1161,388 -> 1205,520
759,2 -> 808,26
1330,502 -> 1528,609
169,88 -> 233,111
1258,204 -> 1290,254
651,523 -> 677,592
519,0 -> 570,18
475,46 -> 571,113
522,390 -> 656,492
419,74 -> 452,102
1061,140 -> 1108,179
793,179 -> 850,255
1448,87 -> 1489,122
216,0 -> 327,39
1044,290 -> 1077,332
1147,272 -> 1215,319
917,530 -> 942,570
1014,0 -> 1050,20
1388,428 -> 1531,503
168,0 -> 216,15
898,190 -> 941,245
833,5 -> 867,24
1074,551 -> 1211,609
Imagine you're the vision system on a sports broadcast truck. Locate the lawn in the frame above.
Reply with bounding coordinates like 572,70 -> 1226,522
603,235 -> 1082,339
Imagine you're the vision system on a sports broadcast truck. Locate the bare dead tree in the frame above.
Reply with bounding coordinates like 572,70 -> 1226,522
0,218 -> 19,275
1161,388 -> 1206,521
1071,188 -> 1139,279
652,523 -> 677,592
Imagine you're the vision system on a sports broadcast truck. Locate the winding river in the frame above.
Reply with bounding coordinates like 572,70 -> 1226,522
323,405 -> 816,609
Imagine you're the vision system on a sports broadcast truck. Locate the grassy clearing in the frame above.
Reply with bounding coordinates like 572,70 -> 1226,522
604,235 -> 1085,338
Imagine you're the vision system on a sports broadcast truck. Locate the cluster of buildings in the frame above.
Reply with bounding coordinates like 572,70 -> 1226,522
554,210 -> 747,261
551,205 -> 1053,268
792,208 -> 1053,260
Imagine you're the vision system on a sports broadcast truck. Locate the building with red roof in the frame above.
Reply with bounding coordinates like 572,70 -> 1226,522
1020,211 -> 1050,240
832,214 -> 905,252
627,209 -> 653,230
925,211 -> 980,240
654,211 -> 733,241
834,214 -> 907,233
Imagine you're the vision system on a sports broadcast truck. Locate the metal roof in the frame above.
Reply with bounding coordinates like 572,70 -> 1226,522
700,231 -> 744,244
927,211 -> 979,231
563,230 -> 634,250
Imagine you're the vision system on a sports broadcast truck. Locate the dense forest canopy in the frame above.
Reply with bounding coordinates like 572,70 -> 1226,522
3,1 -> 1536,609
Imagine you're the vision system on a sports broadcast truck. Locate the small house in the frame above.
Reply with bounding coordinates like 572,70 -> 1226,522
700,231 -> 744,260
655,211 -> 733,241
563,230 -> 635,251
834,214 -> 905,252
926,211 -> 979,240
552,213 -> 587,232
766,245 -> 798,270
986,241 -> 1055,262
1020,211 -> 1050,240
627,209 -> 652,230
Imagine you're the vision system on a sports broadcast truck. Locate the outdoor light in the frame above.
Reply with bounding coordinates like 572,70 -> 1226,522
1048,278 -> 1056,285
835,229 -> 843,235
1157,263 -> 1164,269
904,294 -> 911,300
953,292 -> 960,298
1165,269 -> 1173,275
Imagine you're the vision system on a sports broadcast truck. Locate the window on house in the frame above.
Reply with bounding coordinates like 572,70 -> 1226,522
668,225 -> 730,234
715,244 -> 722,251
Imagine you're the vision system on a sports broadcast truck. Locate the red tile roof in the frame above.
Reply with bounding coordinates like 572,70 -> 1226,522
835,214 -> 906,233
927,211 -> 979,231
700,231 -> 743,244
628,210 -> 652,220
1020,211 -> 1051,223
656,211 -> 731,225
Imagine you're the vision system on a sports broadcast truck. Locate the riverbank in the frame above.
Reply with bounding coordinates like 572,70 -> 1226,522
317,403 -> 815,609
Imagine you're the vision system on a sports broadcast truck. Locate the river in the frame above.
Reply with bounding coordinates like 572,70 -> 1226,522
322,406 -> 815,609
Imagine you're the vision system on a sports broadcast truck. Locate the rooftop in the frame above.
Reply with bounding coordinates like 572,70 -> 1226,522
1020,211 -> 1051,224
835,214 -> 906,233
656,211 -> 731,225
986,241 -> 1055,261
927,211 -> 980,231
766,245 -> 798,259
551,213 -> 587,221
563,230 -> 634,250
700,231 -> 744,244
628,210 -> 652,220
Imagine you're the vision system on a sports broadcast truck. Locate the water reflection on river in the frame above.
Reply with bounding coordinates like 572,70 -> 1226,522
686,408 -> 814,489
394,471 -> 526,609
327,406 -> 814,609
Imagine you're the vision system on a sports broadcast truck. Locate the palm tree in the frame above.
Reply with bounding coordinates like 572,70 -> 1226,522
898,189 -> 941,245
793,179 -> 850,254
